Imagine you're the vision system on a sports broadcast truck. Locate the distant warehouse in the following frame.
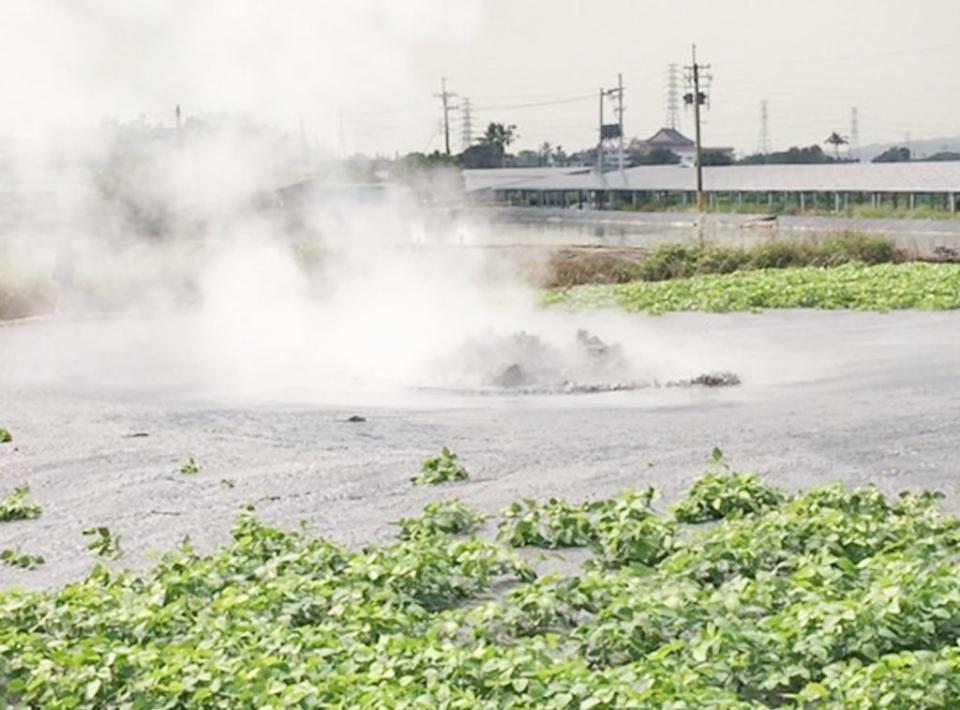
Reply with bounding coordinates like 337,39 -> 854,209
463,161 -> 960,214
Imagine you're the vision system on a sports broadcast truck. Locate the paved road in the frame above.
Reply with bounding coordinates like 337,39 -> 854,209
1,309 -> 959,589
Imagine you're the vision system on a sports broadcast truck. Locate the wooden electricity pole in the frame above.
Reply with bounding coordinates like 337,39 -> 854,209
685,45 -> 711,212
435,78 -> 459,156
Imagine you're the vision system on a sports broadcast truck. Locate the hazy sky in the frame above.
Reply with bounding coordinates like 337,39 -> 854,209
1,0 -> 958,156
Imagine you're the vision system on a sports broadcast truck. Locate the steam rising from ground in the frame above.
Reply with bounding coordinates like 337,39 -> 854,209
1,177 -> 763,403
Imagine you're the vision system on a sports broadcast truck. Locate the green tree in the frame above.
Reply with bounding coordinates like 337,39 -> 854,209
631,147 -> 682,166
479,122 -> 517,152
872,146 -> 911,163
462,123 -> 518,168
700,151 -> 733,166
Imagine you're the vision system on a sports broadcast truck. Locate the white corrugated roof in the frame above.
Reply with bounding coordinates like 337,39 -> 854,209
464,162 -> 960,194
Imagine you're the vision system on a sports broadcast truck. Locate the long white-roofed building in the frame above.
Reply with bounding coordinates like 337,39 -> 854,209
463,161 -> 960,214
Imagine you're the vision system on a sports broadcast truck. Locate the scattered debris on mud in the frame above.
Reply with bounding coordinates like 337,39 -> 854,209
439,329 -> 740,395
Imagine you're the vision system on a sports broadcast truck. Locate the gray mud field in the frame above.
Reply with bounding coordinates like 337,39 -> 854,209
2,309 -> 959,590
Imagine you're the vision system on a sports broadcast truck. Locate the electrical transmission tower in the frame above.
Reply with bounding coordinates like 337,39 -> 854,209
850,107 -> 860,161
684,45 -> 712,212
758,100 -> 770,160
666,64 -> 680,130
434,77 -> 459,155
460,97 -> 473,151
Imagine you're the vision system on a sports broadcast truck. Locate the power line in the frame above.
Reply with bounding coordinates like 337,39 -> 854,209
472,93 -> 595,112
470,87 -> 597,101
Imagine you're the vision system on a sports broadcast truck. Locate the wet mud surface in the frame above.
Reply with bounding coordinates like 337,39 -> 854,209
1,310 -> 959,589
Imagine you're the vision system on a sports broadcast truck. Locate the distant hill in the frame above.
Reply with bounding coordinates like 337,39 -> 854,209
858,136 -> 960,162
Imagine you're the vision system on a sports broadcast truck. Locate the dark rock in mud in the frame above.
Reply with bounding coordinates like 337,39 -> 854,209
347,415 -> 367,423
684,372 -> 742,388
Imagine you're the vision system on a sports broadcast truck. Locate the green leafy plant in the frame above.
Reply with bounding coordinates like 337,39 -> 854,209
545,262 -> 960,314
497,497 -> 600,548
0,485 -> 42,522
180,457 -> 199,475
0,427 -> 11,444
411,447 -> 470,485
220,478 -> 235,489
4,472 -> 960,707
592,490 -> 676,568
82,526 -> 122,559
0,547 -> 44,569
393,499 -> 486,540
672,471 -> 786,523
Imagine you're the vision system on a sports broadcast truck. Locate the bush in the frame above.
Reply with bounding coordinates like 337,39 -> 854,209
393,500 -> 486,540
635,233 -> 900,284
671,472 -> 786,523
412,447 -> 470,485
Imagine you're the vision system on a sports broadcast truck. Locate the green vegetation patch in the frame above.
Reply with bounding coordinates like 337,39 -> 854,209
672,462 -> 787,523
542,233 -> 900,289
638,233 -> 898,282
0,427 -> 11,444
0,485 -> 42,522
5,471 -> 960,707
412,446 -> 470,485
545,261 -> 960,313
393,499 -> 487,540
0,547 -> 44,570
180,457 -> 199,475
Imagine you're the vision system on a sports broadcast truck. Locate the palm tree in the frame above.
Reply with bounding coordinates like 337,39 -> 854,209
824,132 -> 848,160
540,142 -> 553,167
477,123 -> 517,167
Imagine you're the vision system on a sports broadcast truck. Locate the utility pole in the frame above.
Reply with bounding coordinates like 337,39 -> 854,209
597,77 -> 625,174
758,100 -> 770,161
666,64 -> 680,130
597,87 -> 604,173
434,77 -> 458,156
460,97 -> 473,151
684,44 -> 711,212
175,104 -> 181,131
616,73 -> 625,173
850,107 -> 860,161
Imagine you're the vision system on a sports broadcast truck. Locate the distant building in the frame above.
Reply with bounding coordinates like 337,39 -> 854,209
629,127 -> 734,166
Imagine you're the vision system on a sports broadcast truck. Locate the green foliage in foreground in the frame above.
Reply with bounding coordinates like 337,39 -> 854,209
0,485 -> 42,522
5,474 -> 960,707
544,261 -> 960,314
82,527 -> 123,560
412,447 -> 470,485
0,548 -> 44,570
672,471 -> 786,523
0,427 -> 11,444
394,500 -> 487,540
